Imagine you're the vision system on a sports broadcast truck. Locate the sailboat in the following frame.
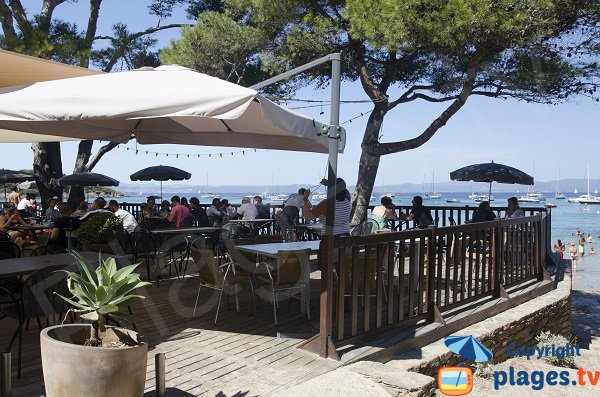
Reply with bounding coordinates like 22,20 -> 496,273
567,188 -> 579,203
199,173 -> 217,197
380,175 -> 395,198
555,166 -> 565,199
577,166 -> 600,204
428,172 -> 442,199
518,161 -> 544,202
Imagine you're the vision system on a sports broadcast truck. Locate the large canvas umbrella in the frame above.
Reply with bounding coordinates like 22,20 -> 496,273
58,172 -> 120,187
450,161 -> 533,198
0,64 -> 343,154
130,166 -> 191,200
0,169 -> 33,200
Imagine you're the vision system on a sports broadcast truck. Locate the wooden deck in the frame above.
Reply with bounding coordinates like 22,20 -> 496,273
1,268 -> 341,397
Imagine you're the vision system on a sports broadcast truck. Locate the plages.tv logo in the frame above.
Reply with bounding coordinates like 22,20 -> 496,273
438,335 -> 493,396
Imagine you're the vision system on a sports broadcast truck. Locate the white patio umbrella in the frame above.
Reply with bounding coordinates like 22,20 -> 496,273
0,65 -> 341,154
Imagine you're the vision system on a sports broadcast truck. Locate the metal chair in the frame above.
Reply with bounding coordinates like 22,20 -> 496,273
0,264 -> 73,378
190,247 -> 254,324
130,231 -> 157,282
0,240 -> 21,258
28,245 -> 67,256
255,249 -> 311,325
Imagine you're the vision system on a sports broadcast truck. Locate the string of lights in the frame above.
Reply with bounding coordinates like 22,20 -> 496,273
106,108 -> 373,158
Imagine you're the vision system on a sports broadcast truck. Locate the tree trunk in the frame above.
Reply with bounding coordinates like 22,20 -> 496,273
67,140 -> 94,208
32,142 -> 63,211
350,106 -> 386,224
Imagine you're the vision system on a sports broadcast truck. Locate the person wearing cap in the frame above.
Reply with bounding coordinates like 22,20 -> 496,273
0,202 -> 27,240
45,196 -> 60,222
108,200 -> 138,234
303,178 -> 351,237
167,196 -> 193,228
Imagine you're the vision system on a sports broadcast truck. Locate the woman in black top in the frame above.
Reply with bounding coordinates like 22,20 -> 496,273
50,204 -> 81,249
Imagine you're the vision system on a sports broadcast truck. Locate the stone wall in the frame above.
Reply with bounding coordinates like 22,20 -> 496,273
389,276 -> 572,378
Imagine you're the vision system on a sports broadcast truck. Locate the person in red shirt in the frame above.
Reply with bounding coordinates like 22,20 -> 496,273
167,196 -> 193,228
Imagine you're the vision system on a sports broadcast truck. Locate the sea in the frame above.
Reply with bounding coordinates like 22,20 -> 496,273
111,191 -> 598,247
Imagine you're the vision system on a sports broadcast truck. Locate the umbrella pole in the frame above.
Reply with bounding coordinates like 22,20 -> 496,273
489,182 -> 492,199
160,181 -> 163,201
3,183 -> 6,202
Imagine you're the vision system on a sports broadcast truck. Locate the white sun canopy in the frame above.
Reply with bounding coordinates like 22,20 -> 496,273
0,64 -> 344,153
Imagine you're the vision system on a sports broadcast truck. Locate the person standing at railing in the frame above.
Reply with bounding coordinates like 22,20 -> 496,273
302,177 -> 351,237
504,197 -> 524,219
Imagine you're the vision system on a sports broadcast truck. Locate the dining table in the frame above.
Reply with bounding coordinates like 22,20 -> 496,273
236,240 -> 320,314
0,251 -> 129,279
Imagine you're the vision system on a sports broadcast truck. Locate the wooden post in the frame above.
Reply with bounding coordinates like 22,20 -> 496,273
536,214 -> 543,281
427,226 -> 436,322
493,219 -> 503,298
1,352 -> 10,397
298,236 -> 339,360
155,353 -> 165,397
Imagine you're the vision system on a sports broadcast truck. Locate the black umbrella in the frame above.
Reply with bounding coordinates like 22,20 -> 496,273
130,165 -> 191,200
450,161 -> 534,198
58,172 -> 120,187
0,169 -> 33,200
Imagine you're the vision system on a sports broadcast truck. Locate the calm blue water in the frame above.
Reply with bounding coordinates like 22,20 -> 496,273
109,191 -> 599,246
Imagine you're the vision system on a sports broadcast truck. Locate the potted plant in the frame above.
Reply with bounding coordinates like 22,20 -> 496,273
76,212 -> 124,253
40,253 -> 151,397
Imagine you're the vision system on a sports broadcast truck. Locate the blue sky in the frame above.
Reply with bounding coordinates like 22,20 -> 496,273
5,1 -> 599,188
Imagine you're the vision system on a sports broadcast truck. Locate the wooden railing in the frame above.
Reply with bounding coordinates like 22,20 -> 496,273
301,211 -> 552,358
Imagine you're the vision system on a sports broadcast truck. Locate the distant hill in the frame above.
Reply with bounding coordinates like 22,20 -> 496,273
117,178 -> 600,195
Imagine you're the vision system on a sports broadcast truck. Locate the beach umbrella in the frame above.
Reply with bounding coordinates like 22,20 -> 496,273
130,165 -> 191,200
58,172 -> 120,187
450,161 -> 533,198
444,335 -> 493,362
0,169 -> 33,200
17,180 -> 37,190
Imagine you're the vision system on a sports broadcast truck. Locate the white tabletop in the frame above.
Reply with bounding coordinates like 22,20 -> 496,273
151,227 -> 221,235
228,219 -> 274,223
236,240 -> 321,258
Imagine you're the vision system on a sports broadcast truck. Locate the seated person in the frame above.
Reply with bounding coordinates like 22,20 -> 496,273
108,200 -> 138,234
80,197 -> 111,220
72,201 -> 89,218
504,197 -> 525,219
372,196 -> 398,231
0,202 -> 27,241
159,200 -> 171,219
402,196 -> 433,229
470,201 -> 496,223
167,196 -> 193,228
17,193 -> 36,218
49,204 -> 81,249
206,198 -> 224,226
232,197 -> 258,220
220,199 -> 235,218
146,196 -> 160,216
189,197 -> 211,227
45,196 -> 61,222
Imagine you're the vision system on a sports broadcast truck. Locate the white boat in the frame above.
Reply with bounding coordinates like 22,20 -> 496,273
446,198 -> 460,203
427,172 -> 442,199
267,193 -> 288,201
555,167 -> 565,199
200,192 -> 217,198
382,192 -> 395,198
312,194 -> 327,201
518,196 -> 540,203
474,195 -> 494,202
468,192 -> 479,200
573,166 -> 600,204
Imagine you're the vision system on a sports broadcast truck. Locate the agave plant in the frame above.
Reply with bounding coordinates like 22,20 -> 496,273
56,252 -> 151,346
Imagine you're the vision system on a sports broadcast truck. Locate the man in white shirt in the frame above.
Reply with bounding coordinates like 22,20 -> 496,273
233,197 -> 258,220
108,200 -> 138,234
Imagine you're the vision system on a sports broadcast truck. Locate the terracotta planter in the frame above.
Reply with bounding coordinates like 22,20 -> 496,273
41,324 -> 148,397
